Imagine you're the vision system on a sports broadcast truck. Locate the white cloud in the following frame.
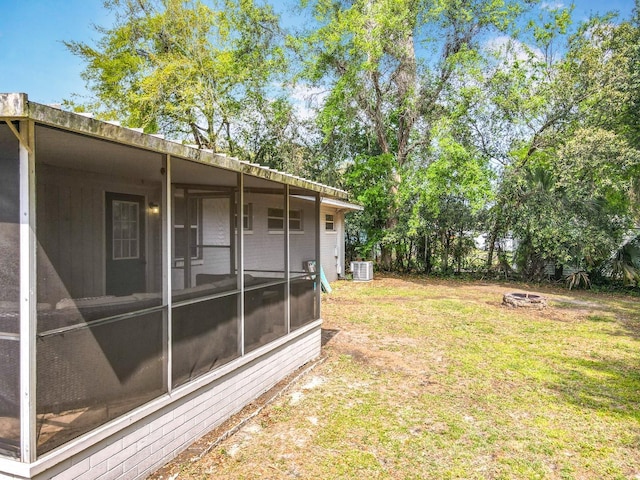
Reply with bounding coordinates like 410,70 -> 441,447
484,35 -> 544,64
288,83 -> 328,120
540,2 -> 565,11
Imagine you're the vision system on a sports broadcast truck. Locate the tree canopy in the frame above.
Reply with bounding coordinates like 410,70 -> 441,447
68,0 -> 640,287
66,0 -> 288,153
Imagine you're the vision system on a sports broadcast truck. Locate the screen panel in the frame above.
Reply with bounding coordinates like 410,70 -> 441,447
0,123 -> 20,459
289,193 -> 319,330
33,126 -> 167,455
243,180 -> 286,352
36,310 -> 165,455
171,159 -> 238,300
172,294 -> 240,387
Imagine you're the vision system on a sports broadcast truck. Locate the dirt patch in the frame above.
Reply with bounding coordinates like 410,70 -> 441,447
321,328 -> 340,346
326,330 -> 425,376
147,357 -> 326,480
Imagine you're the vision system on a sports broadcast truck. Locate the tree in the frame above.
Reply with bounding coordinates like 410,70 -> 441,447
294,0 -> 537,269
621,0 -> 640,151
66,0 -> 287,153
344,153 -> 396,261
408,132 -> 493,274
447,3 -> 640,280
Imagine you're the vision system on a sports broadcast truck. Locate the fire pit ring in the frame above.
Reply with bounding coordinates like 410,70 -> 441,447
502,292 -> 547,309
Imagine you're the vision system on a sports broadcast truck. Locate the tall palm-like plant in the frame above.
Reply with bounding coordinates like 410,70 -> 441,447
606,233 -> 640,286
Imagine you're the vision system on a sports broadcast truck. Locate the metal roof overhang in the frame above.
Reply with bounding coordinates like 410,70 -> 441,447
293,195 -> 363,211
320,197 -> 363,211
0,93 -> 349,200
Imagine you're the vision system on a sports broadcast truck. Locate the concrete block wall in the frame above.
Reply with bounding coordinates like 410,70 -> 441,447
24,325 -> 321,480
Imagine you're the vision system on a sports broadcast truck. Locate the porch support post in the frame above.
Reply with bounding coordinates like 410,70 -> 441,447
19,120 -> 36,462
183,188 -> 191,289
229,188 -> 236,274
163,155 -> 172,393
237,173 -> 244,356
284,185 -> 290,333
315,192 -> 321,320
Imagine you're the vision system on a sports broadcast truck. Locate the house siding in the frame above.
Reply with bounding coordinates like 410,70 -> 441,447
288,196 -> 317,275
320,205 -> 343,282
170,191 -> 316,282
243,192 -> 288,275
169,196 -> 349,287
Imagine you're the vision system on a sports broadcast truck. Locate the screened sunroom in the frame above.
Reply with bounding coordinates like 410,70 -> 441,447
0,93 -> 347,479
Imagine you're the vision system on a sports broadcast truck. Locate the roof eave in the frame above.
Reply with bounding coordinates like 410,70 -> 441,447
0,93 -> 348,200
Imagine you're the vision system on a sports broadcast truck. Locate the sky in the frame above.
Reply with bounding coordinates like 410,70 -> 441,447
0,0 -> 636,106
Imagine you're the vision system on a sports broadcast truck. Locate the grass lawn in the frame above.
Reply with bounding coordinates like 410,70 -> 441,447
152,275 -> 640,479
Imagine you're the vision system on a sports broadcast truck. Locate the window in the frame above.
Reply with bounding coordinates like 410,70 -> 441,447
174,196 -> 201,260
325,214 -> 335,231
267,208 -> 284,230
234,203 -> 253,231
289,209 -> 303,231
268,208 -> 303,231
112,200 -> 139,259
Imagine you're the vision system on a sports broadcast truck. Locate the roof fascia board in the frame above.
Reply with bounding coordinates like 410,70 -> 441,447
292,195 -> 363,211
321,197 -> 364,211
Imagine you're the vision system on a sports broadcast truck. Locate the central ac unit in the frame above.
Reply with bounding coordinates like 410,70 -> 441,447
351,261 -> 373,282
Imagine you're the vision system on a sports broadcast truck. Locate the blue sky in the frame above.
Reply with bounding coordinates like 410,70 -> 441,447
0,0 -> 635,105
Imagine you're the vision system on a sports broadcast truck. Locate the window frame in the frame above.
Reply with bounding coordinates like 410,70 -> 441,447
325,213 -> 336,232
267,207 -> 304,232
289,209 -> 303,231
234,203 -> 253,232
173,195 -> 203,263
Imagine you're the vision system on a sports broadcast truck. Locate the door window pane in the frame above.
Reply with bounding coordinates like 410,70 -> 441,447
112,200 -> 139,260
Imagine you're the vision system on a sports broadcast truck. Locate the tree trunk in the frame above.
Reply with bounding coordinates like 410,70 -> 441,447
486,216 -> 500,269
380,212 -> 395,269
456,226 -> 463,274
381,167 -> 402,271
424,234 -> 432,274
408,238 -> 414,272
441,231 -> 450,274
